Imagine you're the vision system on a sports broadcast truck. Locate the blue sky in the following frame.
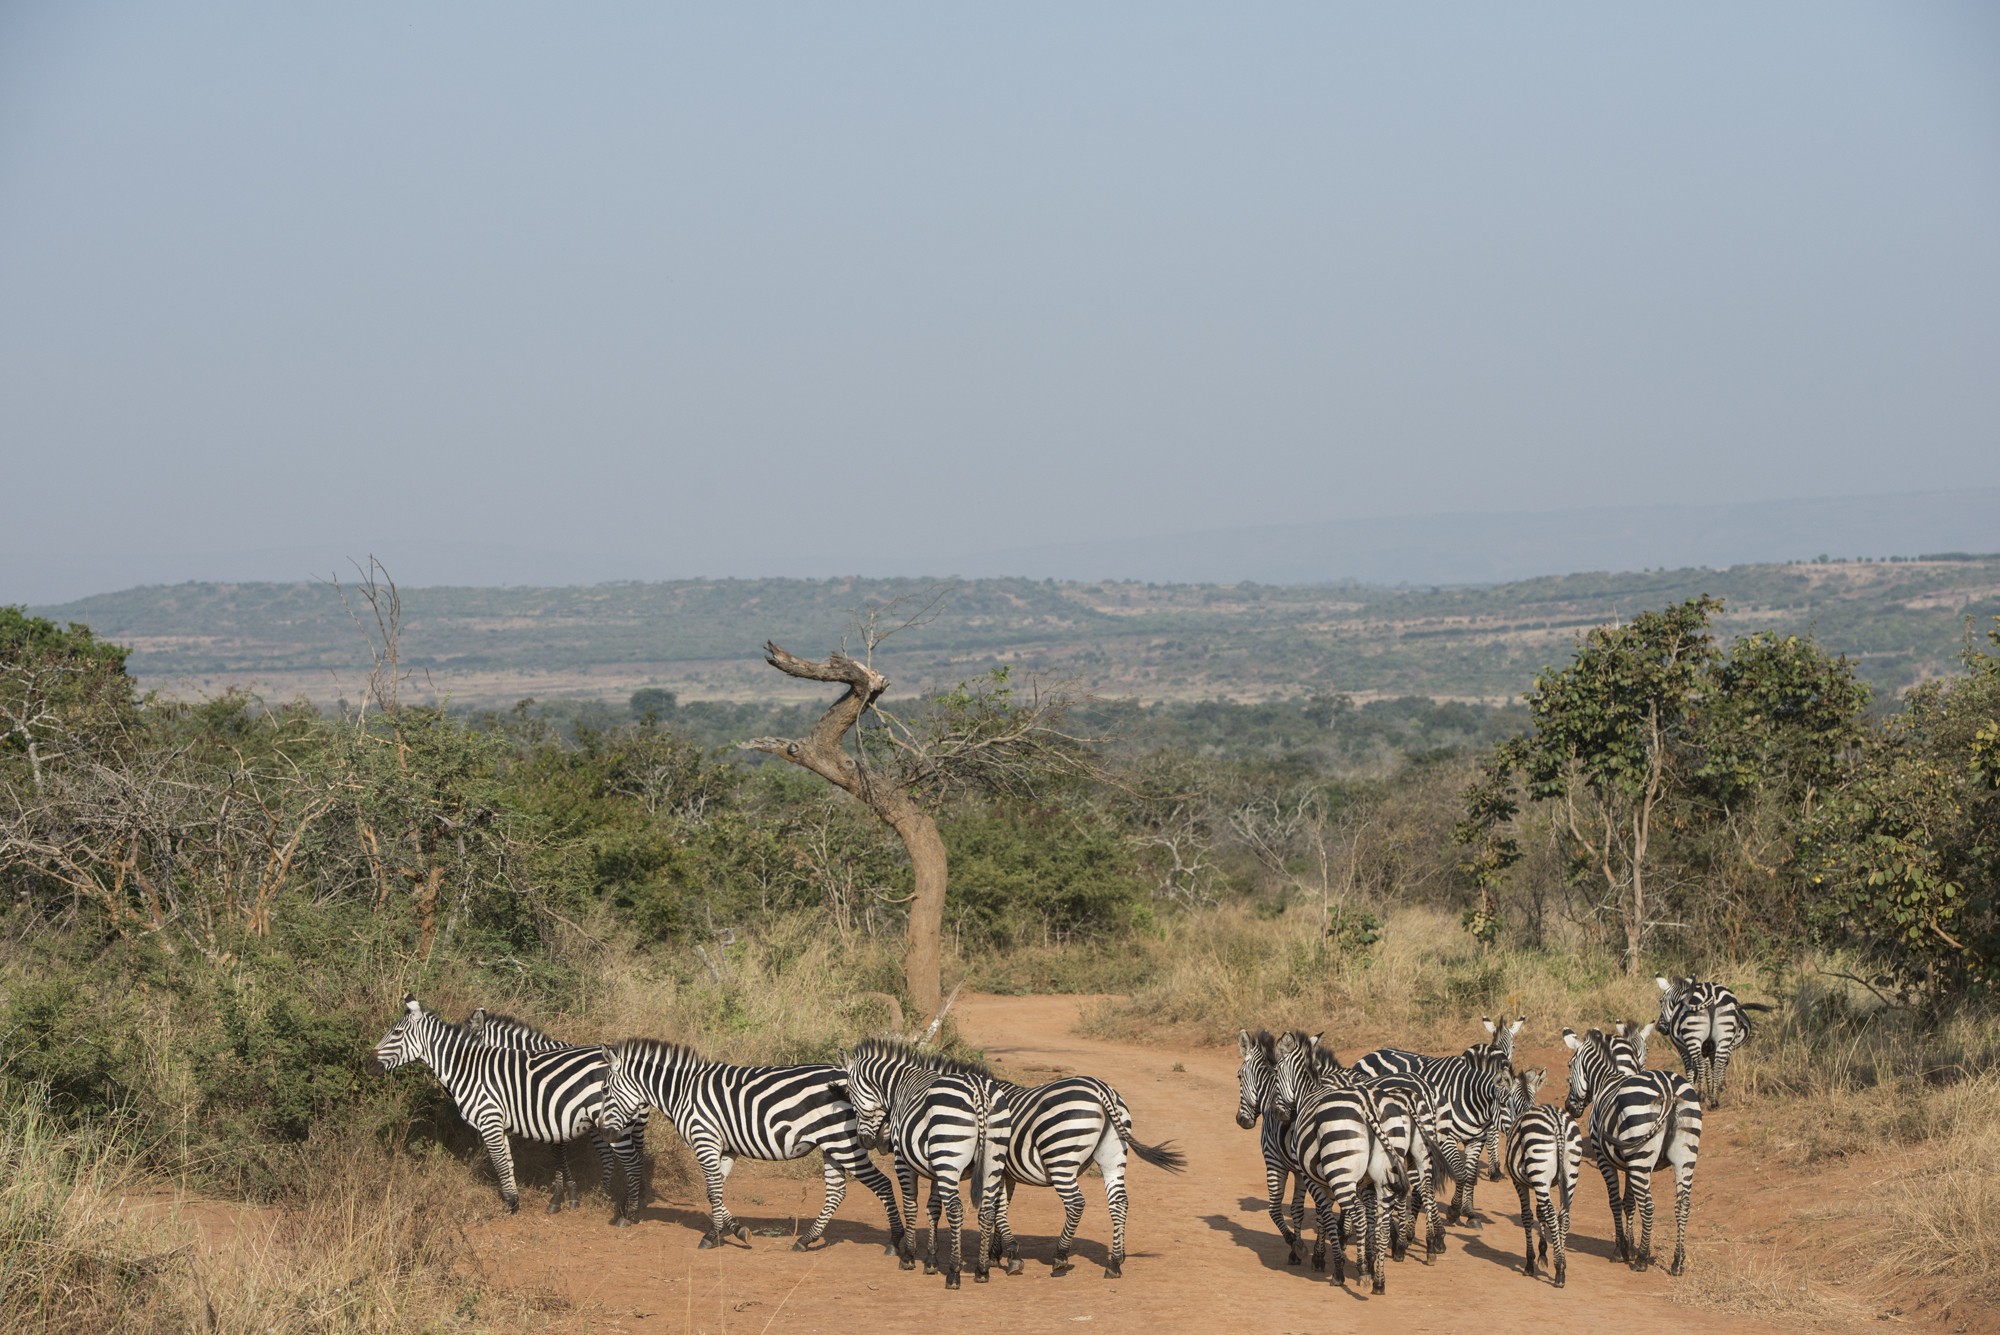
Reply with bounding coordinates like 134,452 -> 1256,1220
3,3 -> 1996,600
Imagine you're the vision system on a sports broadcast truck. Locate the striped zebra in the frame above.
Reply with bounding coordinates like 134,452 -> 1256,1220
596,1037 -> 904,1254
464,1008 -> 647,1220
1502,1068 -> 1581,1287
1271,1029 -> 1414,1294
1235,1029 -> 1331,1269
1563,1026 -> 1703,1275
1350,1017 -> 1522,1224
985,1073 -> 1185,1278
366,994 -> 636,1218
1656,976 -> 1769,1107
842,1038 -> 1011,1290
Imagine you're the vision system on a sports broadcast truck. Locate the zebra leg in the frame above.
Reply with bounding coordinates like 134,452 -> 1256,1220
1669,1159 -> 1694,1276
795,1153 -> 847,1250
477,1121 -> 521,1214
1368,1189 -> 1388,1295
835,1150 -> 903,1256
689,1142 -> 741,1248
1629,1167 -> 1656,1271
546,1140 -> 572,1213
1269,1161 -> 1302,1262
1556,1194 -> 1573,1287
1101,1148 -> 1129,1280
1483,1116 -> 1504,1181
1417,1160 -> 1444,1260
924,1178 -> 944,1275
1595,1149 -> 1628,1263
941,1179 -> 965,1290
1514,1178 -> 1536,1277
1537,1191 -> 1563,1287
602,1130 -> 642,1227
1326,1196 -> 1347,1287
987,1180 -> 1022,1272
893,1157 -> 920,1269
1308,1183 -> 1332,1273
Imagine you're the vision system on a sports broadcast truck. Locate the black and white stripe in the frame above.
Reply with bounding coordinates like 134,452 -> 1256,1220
1350,1018 -> 1521,1224
464,1008 -> 646,1220
1656,976 -> 1766,1107
987,1073 -> 1185,1278
1563,1026 -> 1703,1275
1271,1030 -> 1412,1294
367,994 -> 634,1219
1235,1030 -> 1332,1270
598,1037 -> 904,1253
842,1038 -> 1011,1290
1502,1068 -> 1581,1287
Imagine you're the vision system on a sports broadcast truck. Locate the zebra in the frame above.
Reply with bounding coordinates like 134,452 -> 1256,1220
596,1037 -> 905,1254
1236,1029 -> 1331,1269
1563,1026 -> 1703,1275
984,1073 -> 1186,1279
1502,1068 -> 1581,1287
1350,1017 -> 1523,1224
463,1007 -> 647,1219
1656,976 -> 1770,1107
366,994 -> 637,1220
1270,1029 -> 1413,1294
842,1038 -> 1011,1289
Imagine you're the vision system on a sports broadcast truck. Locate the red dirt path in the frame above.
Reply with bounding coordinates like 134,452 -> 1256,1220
461,993 -> 1894,1335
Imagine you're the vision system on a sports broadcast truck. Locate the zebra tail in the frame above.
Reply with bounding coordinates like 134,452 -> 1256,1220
1093,1084 -> 1186,1173
1130,1138 -> 1187,1173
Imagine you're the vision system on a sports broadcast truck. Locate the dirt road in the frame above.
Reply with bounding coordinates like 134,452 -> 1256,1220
465,993 -> 1866,1334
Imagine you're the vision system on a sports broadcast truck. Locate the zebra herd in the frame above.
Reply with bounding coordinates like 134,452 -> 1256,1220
1232,974 -> 1762,1294
364,971 -> 1755,1295
366,997 -> 1184,1289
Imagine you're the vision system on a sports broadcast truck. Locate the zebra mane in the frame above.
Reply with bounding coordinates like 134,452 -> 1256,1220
849,1036 -> 997,1082
465,1008 -> 551,1038
1244,1029 -> 1277,1061
612,1036 -> 707,1066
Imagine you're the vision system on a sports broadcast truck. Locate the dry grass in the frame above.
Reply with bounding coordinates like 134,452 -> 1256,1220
0,1085 -> 539,1333
1669,1237 -> 1866,1327
1077,903 -> 1666,1050
1874,1070 -> 2000,1307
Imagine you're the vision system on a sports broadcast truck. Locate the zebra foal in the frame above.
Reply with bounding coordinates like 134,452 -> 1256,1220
1563,1026 -> 1703,1275
1501,1068 -> 1580,1287
597,1037 -> 904,1253
366,995 -> 636,1221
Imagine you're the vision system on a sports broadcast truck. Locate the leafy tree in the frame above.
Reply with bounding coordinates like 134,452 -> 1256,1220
0,608 -> 136,790
1512,596 -> 1720,973
1804,621 -> 2000,1007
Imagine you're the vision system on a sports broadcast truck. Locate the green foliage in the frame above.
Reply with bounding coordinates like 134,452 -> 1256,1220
941,800 -> 1151,947
1804,622 -> 2000,1007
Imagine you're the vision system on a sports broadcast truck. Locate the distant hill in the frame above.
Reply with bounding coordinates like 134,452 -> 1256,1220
948,488 -> 2000,586
30,558 -> 2000,709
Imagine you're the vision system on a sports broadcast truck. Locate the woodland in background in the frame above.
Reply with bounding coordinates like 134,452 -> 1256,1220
1,586 -> 1997,1326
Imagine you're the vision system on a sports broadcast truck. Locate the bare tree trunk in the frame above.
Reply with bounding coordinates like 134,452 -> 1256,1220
744,643 -> 947,1016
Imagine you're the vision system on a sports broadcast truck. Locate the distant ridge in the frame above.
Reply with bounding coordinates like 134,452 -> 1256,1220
944,487 -> 2000,586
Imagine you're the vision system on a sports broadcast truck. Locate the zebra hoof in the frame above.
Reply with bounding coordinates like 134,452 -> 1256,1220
923,1262 -> 938,1276
944,1273 -> 961,1291
503,1198 -> 520,1215
899,1255 -> 916,1271
1103,1263 -> 1122,1280
698,1234 -> 718,1250
1669,1258 -> 1685,1277
733,1224 -> 750,1242
1005,1259 -> 1023,1276
1372,1279 -> 1386,1296
974,1271 -> 990,1284
1051,1260 -> 1073,1277
611,1215 -> 632,1229
546,1198 -> 564,1214
1286,1251 -> 1301,1266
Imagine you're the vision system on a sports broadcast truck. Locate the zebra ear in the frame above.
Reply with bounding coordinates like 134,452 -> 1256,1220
1481,1016 -> 1497,1038
1309,1032 -> 1324,1049
1237,1030 -> 1254,1057
1655,975 -> 1672,992
1521,1067 -> 1546,1093
1561,1029 -> 1582,1051
1639,1022 -> 1655,1042
404,994 -> 420,1014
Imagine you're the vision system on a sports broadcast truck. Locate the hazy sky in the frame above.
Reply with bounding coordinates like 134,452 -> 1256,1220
3,3 -> 1997,600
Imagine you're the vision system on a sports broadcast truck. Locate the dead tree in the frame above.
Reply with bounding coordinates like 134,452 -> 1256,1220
744,638 -> 1091,1018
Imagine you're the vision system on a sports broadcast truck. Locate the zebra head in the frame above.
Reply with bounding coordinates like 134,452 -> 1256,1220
1269,1030 -> 1326,1120
599,1040 -> 647,1136
839,1045 -> 892,1149
1562,1027 -> 1638,1118
366,994 -> 432,1075
1611,1019 -> 1654,1068
1235,1029 -> 1275,1129
1479,1015 -> 1527,1067
1655,974 -> 1693,1027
